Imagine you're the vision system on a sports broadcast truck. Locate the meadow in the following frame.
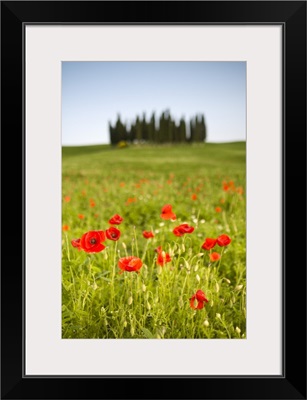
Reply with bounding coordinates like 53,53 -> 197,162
62,142 -> 246,339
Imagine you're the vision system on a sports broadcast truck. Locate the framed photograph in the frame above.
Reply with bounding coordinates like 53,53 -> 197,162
1,1 -> 306,399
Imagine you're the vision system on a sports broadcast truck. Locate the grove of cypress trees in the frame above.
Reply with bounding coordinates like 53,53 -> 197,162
108,110 -> 206,145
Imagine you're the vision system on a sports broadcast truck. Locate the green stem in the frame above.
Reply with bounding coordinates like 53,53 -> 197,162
133,226 -> 139,257
110,241 -> 118,310
142,239 -> 149,262
216,247 -> 225,271
219,317 -> 231,339
64,233 -> 70,261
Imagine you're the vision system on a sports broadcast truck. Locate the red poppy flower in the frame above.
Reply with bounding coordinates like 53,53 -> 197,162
173,223 -> 194,237
64,196 -> 71,203
106,227 -> 121,241
191,194 -> 197,200
209,252 -> 221,262
217,234 -> 231,247
215,206 -> 222,213
62,225 -> 69,231
71,238 -> 81,250
79,230 -> 106,253
156,249 -> 172,266
109,214 -> 123,225
160,204 -> 176,220
143,231 -> 154,239
118,256 -> 143,273
190,290 -> 209,310
202,238 -> 217,250
78,214 -> 85,219
89,199 -> 96,207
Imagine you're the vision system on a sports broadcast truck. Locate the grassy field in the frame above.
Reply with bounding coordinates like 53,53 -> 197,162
62,142 -> 246,339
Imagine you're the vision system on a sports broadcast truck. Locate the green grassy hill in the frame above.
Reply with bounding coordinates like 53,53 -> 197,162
62,142 -> 246,176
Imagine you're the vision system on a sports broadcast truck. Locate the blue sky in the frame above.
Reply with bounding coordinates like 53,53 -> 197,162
62,62 -> 246,146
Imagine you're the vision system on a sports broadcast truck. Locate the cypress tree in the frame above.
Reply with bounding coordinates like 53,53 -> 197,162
158,111 -> 165,143
189,118 -> 195,143
115,114 -> 127,143
173,121 -> 180,143
167,112 -> 174,143
109,120 -> 120,145
135,116 -> 142,142
201,114 -> 207,142
195,115 -> 201,142
109,121 -> 114,145
130,121 -> 136,143
179,118 -> 187,142
148,112 -> 155,143
141,113 -> 148,142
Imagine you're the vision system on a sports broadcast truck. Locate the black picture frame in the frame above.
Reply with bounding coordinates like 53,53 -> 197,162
1,1 -> 306,399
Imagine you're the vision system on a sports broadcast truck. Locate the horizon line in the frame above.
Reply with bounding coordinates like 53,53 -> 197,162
62,140 -> 246,147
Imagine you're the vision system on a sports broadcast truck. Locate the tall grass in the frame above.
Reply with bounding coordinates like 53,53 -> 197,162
62,142 -> 246,339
